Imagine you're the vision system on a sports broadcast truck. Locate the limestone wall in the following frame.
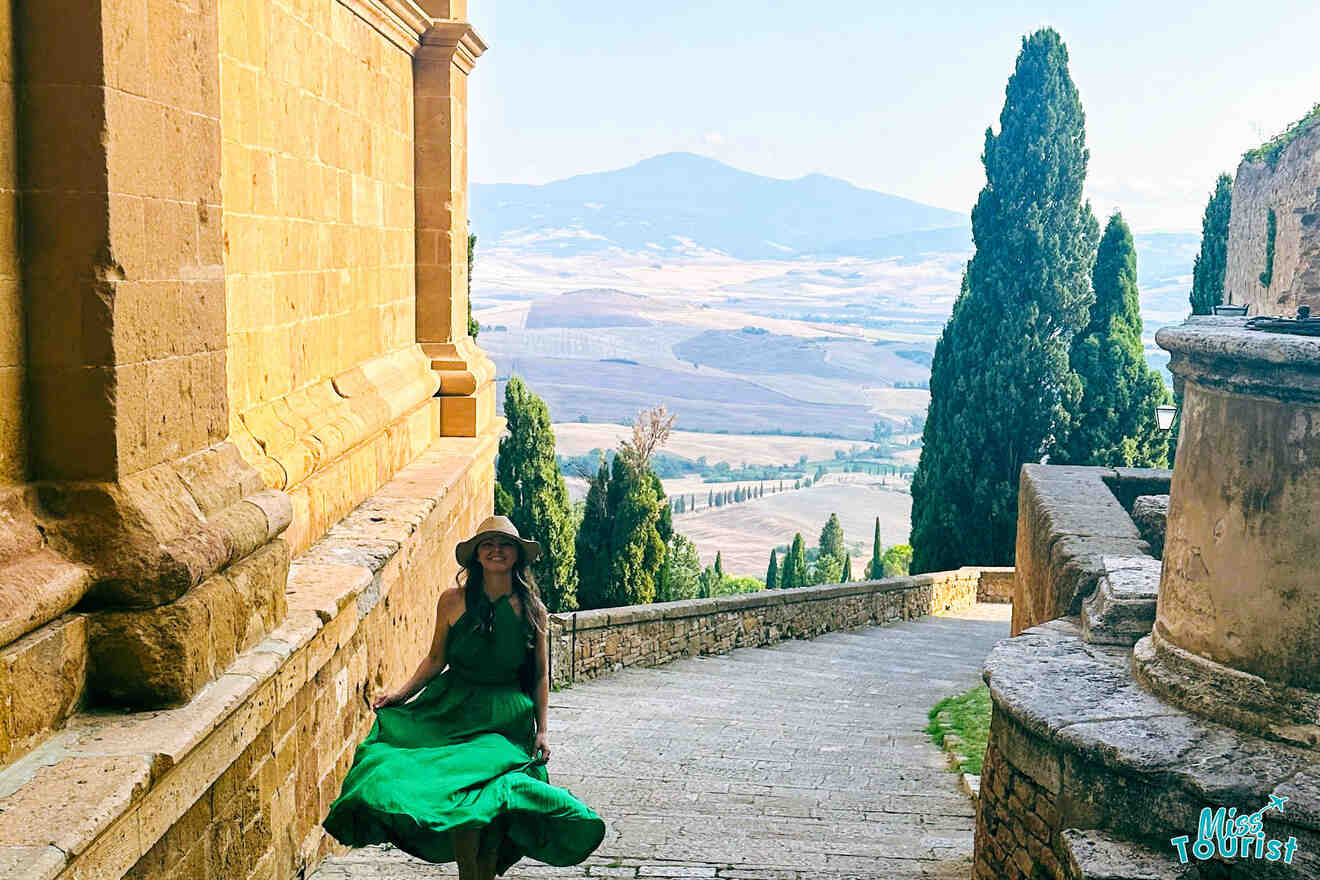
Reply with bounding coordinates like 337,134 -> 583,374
0,3 -> 21,485
1225,119 -> 1320,317
549,568 -> 994,688
219,0 -> 416,410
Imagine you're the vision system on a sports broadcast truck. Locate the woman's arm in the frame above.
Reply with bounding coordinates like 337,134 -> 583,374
374,589 -> 459,708
531,620 -> 551,762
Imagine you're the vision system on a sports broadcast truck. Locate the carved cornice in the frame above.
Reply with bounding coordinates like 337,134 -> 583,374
337,0 -> 432,54
420,20 -> 488,73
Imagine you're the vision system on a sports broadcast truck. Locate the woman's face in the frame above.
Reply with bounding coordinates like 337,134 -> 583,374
476,537 -> 520,574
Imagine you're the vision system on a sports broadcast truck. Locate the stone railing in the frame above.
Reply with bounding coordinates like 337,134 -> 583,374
548,567 -> 1009,688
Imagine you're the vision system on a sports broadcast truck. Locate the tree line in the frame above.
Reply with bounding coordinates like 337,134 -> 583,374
764,515 -> 912,589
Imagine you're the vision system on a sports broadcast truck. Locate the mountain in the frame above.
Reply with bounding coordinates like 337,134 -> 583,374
470,152 -> 968,260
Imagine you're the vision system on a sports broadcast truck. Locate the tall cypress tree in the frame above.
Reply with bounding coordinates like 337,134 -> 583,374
841,554 -> 852,583
911,28 -> 1099,573
783,534 -> 808,588
714,551 -> 725,580
605,455 -> 664,606
467,232 -> 479,339
765,549 -> 779,589
1060,213 -> 1172,467
1189,174 -> 1233,315
865,518 -> 884,580
575,458 -> 612,609
497,377 -> 578,611
818,513 -> 845,562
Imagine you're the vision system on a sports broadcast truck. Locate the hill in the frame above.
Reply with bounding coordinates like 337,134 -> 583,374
471,152 -> 968,260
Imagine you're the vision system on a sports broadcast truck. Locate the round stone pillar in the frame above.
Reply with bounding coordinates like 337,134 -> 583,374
1133,316 -> 1320,745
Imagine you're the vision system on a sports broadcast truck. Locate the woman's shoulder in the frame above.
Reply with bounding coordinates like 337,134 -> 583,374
437,587 -> 466,626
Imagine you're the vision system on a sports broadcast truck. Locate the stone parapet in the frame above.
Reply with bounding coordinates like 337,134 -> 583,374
548,567 -> 998,688
0,432 -> 497,880
974,618 -> 1320,879
1012,464 -> 1159,636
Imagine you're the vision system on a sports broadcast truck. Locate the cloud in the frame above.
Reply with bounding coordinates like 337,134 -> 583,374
703,131 -> 726,147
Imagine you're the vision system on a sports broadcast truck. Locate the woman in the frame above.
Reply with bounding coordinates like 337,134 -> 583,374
323,515 -> 606,879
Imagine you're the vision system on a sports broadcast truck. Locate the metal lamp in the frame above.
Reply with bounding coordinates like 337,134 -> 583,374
1155,404 -> 1177,432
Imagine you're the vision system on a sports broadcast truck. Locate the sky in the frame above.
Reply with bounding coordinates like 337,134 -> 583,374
467,1 -> 1320,233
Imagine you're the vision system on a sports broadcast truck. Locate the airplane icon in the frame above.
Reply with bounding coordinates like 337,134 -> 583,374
1268,795 -> 1289,813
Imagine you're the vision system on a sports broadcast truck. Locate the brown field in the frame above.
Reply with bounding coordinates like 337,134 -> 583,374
553,423 -> 863,467
675,476 -> 912,578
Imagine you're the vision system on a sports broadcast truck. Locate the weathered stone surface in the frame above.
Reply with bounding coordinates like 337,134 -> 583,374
87,540 -> 290,707
1060,829 -> 1194,880
1013,465 -> 1155,635
1226,117 -> 1320,317
0,614 -> 86,766
1129,495 -> 1167,559
1104,469 -> 1173,513
552,568 -> 990,687
1081,556 -> 1160,646
0,755 -> 152,852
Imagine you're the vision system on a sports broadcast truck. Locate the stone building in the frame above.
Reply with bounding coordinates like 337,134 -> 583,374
1225,113 -> 1320,317
0,1 -> 500,878
976,118 -> 1320,877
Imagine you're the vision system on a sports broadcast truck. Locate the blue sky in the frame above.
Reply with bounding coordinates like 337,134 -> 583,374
468,2 -> 1320,233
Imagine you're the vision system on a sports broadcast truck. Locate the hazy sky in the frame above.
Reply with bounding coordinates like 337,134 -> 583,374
468,2 -> 1320,233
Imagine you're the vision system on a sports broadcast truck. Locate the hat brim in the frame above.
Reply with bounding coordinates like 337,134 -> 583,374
456,530 -> 542,568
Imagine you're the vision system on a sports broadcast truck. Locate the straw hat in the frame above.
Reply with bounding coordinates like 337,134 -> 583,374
455,515 -> 542,568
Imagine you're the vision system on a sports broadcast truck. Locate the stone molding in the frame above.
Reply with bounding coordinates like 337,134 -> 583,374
1157,316 -> 1320,403
335,0 -> 431,53
420,19 -> 488,71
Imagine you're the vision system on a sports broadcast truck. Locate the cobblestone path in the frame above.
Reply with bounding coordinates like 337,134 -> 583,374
311,603 -> 1011,880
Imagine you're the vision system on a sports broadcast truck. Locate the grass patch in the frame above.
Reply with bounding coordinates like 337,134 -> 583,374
926,684 -> 992,775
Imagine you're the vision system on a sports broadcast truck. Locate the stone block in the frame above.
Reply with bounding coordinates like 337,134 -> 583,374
1080,556 -> 1160,646
87,540 -> 289,707
0,614 -> 87,766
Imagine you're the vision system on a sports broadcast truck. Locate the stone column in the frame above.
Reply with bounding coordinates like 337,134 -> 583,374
415,7 -> 497,437
12,0 -> 290,707
1133,317 -> 1320,745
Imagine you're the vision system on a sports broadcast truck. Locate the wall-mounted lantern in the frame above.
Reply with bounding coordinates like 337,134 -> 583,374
1155,404 -> 1177,432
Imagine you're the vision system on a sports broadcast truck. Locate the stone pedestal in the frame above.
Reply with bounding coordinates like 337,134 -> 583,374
1133,317 -> 1320,745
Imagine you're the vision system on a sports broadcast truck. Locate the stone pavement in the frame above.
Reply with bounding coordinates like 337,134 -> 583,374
310,603 -> 1012,880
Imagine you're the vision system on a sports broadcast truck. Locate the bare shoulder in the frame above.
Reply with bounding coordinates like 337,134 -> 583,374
436,587 -> 465,627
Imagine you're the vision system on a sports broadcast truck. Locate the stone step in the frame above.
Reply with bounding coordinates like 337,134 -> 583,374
1061,829 -> 1197,880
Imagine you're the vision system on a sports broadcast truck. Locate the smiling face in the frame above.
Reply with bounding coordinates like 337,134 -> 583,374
475,536 -> 520,574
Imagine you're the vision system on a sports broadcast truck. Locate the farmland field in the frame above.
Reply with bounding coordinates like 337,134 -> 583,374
553,424 -> 862,467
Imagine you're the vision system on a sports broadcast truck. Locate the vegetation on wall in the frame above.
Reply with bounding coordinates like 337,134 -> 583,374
910,29 -> 1099,573
467,232 -> 480,339
1260,208 -> 1277,288
1243,102 -> 1320,169
1189,174 -> 1233,315
1060,213 -> 1172,469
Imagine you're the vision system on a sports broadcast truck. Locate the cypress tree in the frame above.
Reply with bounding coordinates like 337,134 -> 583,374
605,455 -> 664,606
574,458 -> 612,609
467,232 -> 479,339
783,534 -> 808,588
708,490 -> 713,507
911,28 -> 1100,573
865,518 -> 884,580
1060,213 -> 1172,468
818,513 -> 845,561
841,554 -> 852,583
765,549 -> 779,589
1189,174 -> 1233,315
714,551 -> 725,581
496,377 -> 578,611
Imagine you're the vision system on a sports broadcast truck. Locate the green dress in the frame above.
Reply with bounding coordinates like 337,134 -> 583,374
323,591 -> 606,872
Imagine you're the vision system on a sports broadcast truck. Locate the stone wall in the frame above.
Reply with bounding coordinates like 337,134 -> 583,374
976,567 -> 1014,603
549,568 -> 995,688
0,3 -> 20,485
1225,118 -> 1320,317
0,435 -> 497,880
1012,465 -> 1163,636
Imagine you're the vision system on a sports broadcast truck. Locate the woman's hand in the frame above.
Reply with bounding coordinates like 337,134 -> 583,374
371,690 -> 405,710
532,731 -> 551,764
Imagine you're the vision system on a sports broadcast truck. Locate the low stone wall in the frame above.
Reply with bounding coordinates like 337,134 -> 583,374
1012,465 -> 1164,636
0,433 -> 498,880
976,567 -> 1014,603
549,567 -> 1002,688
